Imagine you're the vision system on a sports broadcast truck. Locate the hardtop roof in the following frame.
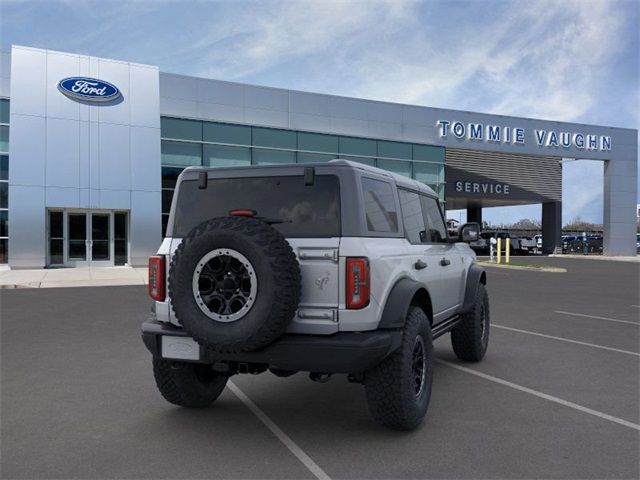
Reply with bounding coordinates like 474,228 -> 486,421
182,159 -> 438,198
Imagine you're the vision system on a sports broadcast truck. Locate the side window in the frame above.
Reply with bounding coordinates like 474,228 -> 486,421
362,177 -> 398,233
398,189 -> 427,244
420,196 -> 448,243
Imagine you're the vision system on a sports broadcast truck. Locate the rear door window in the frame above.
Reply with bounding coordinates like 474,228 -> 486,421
362,177 -> 398,233
173,175 -> 340,237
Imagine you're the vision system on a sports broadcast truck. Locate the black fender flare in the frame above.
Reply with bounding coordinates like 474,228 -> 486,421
378,278 -> 431,329
460,264 -> 487,314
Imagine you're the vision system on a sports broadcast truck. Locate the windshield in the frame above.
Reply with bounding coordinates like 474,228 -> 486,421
172,175 -> 341,238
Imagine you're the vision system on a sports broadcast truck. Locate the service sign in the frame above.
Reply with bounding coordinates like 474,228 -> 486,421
58,77 -> 121,102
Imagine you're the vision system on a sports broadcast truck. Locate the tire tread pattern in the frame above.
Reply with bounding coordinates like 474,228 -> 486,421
152,358 -> 227,408
451,283 -> 490,362
364,307 -> 433,430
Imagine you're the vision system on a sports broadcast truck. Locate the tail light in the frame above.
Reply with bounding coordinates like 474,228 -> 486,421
148,255 -> 166,301
229,209 -> 256,217
346,257 -> 370,309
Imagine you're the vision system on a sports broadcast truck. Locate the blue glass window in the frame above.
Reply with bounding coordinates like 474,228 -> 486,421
204,145 -> 251,167
162,167 -> 184,189
340,137 -> 376,157
161,141 -> 202,166
298,132 -> 339,153
0,100 -> 9,124
413,163 -> 442,185
161,117 -> 202,141
377,159 -> 411,178
203,122 -> 251,145
297,152 -> 334,163
252,127 -> 296,149
378,141 -> 411,160
253,149 -> 295,165
0,126 -> 8,153
0,155 -> 7,181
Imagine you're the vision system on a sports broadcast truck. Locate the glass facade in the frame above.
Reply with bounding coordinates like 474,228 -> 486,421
160,116 -> 446,235
0,99 -> 8,263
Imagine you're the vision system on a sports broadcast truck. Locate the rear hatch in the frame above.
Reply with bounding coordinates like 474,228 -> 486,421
170,172 -> 341,334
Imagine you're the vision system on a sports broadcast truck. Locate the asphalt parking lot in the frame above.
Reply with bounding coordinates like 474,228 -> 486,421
1,257 -> 639,479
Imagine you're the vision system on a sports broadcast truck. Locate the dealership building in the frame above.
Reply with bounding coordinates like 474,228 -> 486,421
0,45 -> 637,268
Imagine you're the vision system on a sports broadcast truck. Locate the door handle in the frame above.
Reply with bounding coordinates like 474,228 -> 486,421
440,257 -> 451,266
414,259 -> 427,270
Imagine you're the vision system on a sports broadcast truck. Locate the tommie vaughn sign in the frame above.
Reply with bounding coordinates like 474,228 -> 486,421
57,77 -> 121,102
436,120 -> 612,152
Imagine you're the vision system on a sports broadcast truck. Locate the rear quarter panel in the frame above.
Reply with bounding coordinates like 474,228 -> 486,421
338,237 -> 414,331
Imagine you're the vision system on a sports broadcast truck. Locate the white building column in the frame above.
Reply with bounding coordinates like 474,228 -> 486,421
603,157 -> 637,256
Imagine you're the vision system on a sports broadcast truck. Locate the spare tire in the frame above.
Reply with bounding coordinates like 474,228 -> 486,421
169,216 -> 301,353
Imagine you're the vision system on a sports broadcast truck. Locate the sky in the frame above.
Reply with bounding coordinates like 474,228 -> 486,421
1,0 -> 638,225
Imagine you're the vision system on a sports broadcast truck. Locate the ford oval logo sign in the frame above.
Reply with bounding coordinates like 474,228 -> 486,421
57,77 -> 121,102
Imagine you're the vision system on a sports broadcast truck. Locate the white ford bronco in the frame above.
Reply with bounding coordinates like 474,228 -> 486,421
142,160 -> 490,430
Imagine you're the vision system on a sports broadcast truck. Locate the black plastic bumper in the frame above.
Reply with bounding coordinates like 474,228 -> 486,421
141,319 -> 402,374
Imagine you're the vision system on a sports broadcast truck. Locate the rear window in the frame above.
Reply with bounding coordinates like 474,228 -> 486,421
172,175 -> 341,237
362,177 -> 398,233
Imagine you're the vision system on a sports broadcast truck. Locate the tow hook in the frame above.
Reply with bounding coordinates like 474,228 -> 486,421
309,372 -> 332,383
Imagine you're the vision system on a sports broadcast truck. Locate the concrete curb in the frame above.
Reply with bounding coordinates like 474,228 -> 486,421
549,254 -> 640,263
479,262 -> 567,273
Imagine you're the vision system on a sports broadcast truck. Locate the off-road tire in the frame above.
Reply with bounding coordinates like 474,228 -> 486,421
451,283 -> 490,362
169,216 -> 301,353
364,307 -> 433,430
152,358 -> 228,408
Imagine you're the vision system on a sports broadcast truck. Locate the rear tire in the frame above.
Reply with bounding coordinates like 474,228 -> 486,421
152,358 -> 228,408
364,307 -> 433,430
451,283 -> 490,362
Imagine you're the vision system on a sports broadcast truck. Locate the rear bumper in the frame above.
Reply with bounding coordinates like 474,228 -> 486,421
141,319 -> 402,374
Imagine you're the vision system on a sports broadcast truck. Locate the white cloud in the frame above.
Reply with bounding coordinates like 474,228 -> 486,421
2,0 -> 634,225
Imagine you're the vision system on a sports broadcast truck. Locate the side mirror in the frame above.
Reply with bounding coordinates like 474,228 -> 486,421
460,223 -> 480,242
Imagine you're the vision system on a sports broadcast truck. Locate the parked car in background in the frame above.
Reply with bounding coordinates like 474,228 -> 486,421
562,235 -> 578,253
517,236 -> 537,254
563,235 -> 603,254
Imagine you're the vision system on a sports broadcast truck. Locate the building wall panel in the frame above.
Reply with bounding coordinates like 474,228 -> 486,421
8,45 -> 161,267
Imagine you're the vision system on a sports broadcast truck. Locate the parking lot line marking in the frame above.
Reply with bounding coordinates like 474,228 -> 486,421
554,310 -> 639,326
227,381 -> 331,480
436,359 -> 640,432
493,324 -> 640,357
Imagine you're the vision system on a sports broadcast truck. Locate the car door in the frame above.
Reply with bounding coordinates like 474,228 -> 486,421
419,195 -> 465,320
397,189 -> 450,319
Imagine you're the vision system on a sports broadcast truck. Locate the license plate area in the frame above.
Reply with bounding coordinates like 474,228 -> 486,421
161,336 -> 200,361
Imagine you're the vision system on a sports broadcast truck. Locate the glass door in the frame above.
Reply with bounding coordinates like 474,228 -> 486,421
114,212 -> 128,266
47,209 -> 130,267
67,212 -> 88,266
48,211 -> 65,266
90,213 -> 111,266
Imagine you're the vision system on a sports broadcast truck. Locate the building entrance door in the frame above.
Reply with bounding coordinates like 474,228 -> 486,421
46,210 -> 129,267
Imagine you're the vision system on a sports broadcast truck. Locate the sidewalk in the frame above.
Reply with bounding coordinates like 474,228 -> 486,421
0,266 -> 148,289
549,254 -> 640,263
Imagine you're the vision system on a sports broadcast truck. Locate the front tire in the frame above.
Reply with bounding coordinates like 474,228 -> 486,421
152,359 -> 228,408
364,307 -> 433,430
451,283 -> 490,362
